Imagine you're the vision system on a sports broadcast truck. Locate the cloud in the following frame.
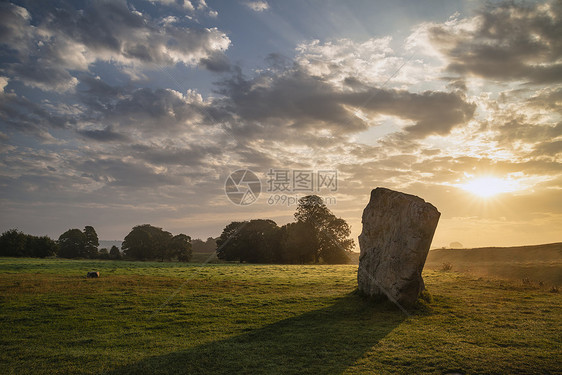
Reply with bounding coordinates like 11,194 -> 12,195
199,51 -> 232,72
0,3 -> 32,49
244,1 -> 269,12
78,157 -> 185,187
77,78 -> 216,137
217,64 -> 475,140
0,88 -> 72,138
0,1 -> 231,91
147,0 -> 195,11
426,1 -> 562,83
129,143 -> 223,166
77,126 -> 130,143
532,139 -> 562,157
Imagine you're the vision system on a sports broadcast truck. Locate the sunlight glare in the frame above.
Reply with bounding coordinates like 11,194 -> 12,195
460,176 -> 520,198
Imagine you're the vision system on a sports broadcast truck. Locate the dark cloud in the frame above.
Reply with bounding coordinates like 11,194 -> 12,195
199,51 -> 232,72
429,1 -> 562,83
217,67 -> 475,139
130,143 -> 222,166
495,118 -> 562,145
0,90 -> 72,137
77,126 -> 129,142
527,87 -> 562,113
532,140 -> 562,157
78,157 -> 184,187
77,79 -> 209,135
217,69 -> 366,134
346,88 -> 475,136
0,3 -> 32,50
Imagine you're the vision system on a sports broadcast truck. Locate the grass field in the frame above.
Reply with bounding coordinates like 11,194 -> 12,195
0,258 -> 560,374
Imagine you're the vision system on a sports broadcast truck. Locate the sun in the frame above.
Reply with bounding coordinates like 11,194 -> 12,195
459,176 -> 520,198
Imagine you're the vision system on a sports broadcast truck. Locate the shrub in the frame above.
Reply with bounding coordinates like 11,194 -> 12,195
441,262 -> 453,271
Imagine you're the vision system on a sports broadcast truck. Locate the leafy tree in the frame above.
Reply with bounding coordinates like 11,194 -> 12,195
169,234 -> 192,262
58,229 -> 87,258
191,237 -> 217,253
98,248 -> 109,259
0,229 -> 58,258
122,225 -> 192,261
205,237 -> 217,252
123,225 -> 157,260
153,228 -> 173,261
109,245 -> 121,260
216,220 -> 280,263
215,196 -> 353,264
83,226 -> 99,259
28,236 -> 58,258
0,229 -> 28,257
279,221 -> 317,264
216,221 -> 245,261
294,195 -> 353,264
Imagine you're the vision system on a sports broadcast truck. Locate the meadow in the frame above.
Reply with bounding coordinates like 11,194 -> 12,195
0,257 -> 560,374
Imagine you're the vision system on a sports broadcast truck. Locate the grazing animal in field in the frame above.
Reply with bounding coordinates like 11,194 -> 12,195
86,271 -> 100,278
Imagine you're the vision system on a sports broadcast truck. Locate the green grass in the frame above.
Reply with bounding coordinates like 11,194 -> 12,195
0,258 -> 560,374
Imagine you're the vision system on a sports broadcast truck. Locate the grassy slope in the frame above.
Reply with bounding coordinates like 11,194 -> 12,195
0,258 -> 560,374
426,242 -> 562,285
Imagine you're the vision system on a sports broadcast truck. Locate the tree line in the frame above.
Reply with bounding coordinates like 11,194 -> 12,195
0,195 -> 354,264
216,195 -> 354,264
0,225 -> 192,262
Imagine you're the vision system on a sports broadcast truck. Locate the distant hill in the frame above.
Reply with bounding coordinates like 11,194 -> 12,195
426,242 -> 562,263
425,242 -> 562,285
349,242 -> 561,285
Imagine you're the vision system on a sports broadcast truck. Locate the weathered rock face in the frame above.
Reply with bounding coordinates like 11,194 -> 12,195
358,187 -> 440,307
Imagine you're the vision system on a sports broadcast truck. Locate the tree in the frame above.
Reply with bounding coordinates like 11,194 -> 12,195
0,229 -> 58,258
169,234 -> 192,262
58,229 -> 87,258
83,226 -> 99,259
205,237 -> 217,252
191,237 -> 217,253
216,221 -> 245,261
28,236 -> 58,258
0,229 -> 28,257
121,224 -> 180,261
293,195 -> 354,264
216,220 -> 281,263
279,221 -> 317,264
109,245 -> 121,260
98,248 -> 109,260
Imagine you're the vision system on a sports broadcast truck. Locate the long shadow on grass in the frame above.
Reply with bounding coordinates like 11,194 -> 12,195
106,293 -> 405,375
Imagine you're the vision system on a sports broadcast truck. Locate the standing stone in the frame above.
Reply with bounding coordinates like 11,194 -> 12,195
358,187 -> 440,307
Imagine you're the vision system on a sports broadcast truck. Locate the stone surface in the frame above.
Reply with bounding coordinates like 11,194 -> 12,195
358,187 -> 440,307
86,271 -> 99,278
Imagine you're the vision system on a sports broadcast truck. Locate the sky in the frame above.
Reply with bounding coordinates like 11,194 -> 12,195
0,0 -> 561,248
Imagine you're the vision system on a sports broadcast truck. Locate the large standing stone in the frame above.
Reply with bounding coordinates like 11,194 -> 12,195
358,187 -> 440,307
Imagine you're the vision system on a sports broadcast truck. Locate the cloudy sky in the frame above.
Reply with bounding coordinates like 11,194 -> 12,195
0,0 -> 561,248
